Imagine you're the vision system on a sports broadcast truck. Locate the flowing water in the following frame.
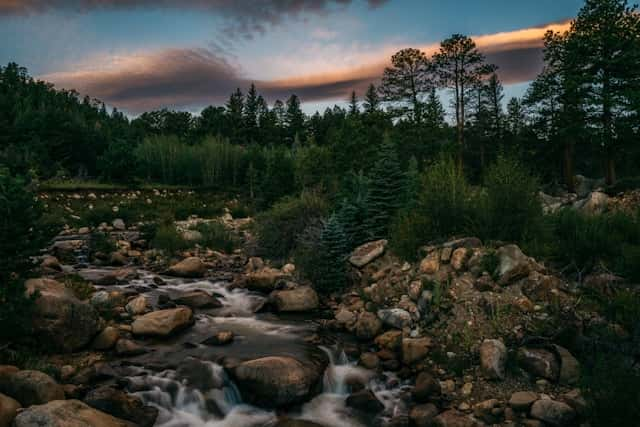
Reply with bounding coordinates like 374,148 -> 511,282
90,271 -> 410,426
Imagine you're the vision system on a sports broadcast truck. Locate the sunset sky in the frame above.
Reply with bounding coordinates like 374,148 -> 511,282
0,0 -> 584,115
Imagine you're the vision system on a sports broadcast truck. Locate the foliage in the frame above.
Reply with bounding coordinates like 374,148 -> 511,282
63,274 -> 95,300
89,232 -> 117,256
151,223 -> 189,254
193,221 -> 237,253
99,139 -> 139,183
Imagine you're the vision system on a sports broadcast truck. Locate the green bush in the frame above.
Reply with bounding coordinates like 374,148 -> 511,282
89,232 -> 117,257
194,221 -> 237,253
255,191 -> 328,261
388,210 -> 430,261
99,139 -> 139,183
151,224 -> 189,254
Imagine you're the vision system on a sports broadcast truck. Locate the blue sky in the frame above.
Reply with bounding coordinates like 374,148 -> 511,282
0,0 -> 585,115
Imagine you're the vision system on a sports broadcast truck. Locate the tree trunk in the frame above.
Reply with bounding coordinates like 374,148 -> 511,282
458,80 -> 465,172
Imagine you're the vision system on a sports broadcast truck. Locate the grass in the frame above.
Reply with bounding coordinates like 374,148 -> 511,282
150,224 -> 190,254
193,221 -> 237,253
39,179 -> 210,192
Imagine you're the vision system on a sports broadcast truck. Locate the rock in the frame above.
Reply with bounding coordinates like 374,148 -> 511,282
335,309 -> 357,327
202,331 -> 234,346
282,263 -> 296,275
579,191 -> 609,215
243,267 -> 287,292
397,295 -> 421,320
359,353 -> 380,370
182,229 -> 203,242
92,327 -> 120,350
473,399 -> 501,424
355,312 -> 382,340
552,345 -> 580,385
402,337 -> 432,365
450,248 -> 468,271
409,403 -> 439,427
112,218 -> 126,230
232,356 -> 324,408
131,307 -> 194,337
41,255 -> 62,272
412,372 -> 441,403
84,386 -> 158,427
408,281 -> 423,301
125,295 -> 148,315
496,244 -> 535,285
530,399 -> 576,426
245,257 -> 265,273
378,308 -> 412,329
509,391 -> 538,412
14,399 -> 134,427
479,339 -> 507,380
167,257 -> 207,278
114,339 -> 147,357
175,358 -> 223,391
79,268 -> 137,286
434,409 -> 480,427
3,370 -> 64,407
375,330 -> 403,351
561,389 -> 587,416
273,419 -> 327,427
349,240 -> 387,268
517,348 -> 560,381
0,393 -> 20,427
25,278 -> 102,352
110,252 -> 128,266
420,251 -> 440,275
172,290 -> 222,309
270,286 -> 319,312
345,389 -> 384,413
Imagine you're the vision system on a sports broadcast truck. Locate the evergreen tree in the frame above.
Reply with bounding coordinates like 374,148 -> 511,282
226,88 -> 245,144
364,136 -> 405,239
348,90 -> 359,116
424,88 -> 446,129
285,94 -> 305,145
317,214 -> 349,292
506,97 -> 526,136
363,84 -> 381,113
244,83 -> 260,144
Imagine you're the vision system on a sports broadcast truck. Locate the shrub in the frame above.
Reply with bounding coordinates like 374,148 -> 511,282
99,139 -> 139,183
388,210 -> 429,261
89,232 -> 117,256
151,224 -> 189,254
255,191 -> 328,261
315,215 -> 349,292
194,221 -> 237,253
63,275 -> 95,300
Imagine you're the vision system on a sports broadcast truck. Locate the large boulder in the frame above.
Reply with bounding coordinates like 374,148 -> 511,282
377,308 -> 412,329
495,245 -> 537,285
78,268 -> 137,286
355,312 -> 382,340
167,257 -> 207,278
349,240 -> 387,268
578,191 -> 609,215
25,278 -> 102,353
530,399 -> 576,426
232,356 -> 324,408
0,393 -> 20,427
2,370 -> 64,407
243,268 -> 287,292
172,290 -> 221,309
479,339 -> 507,380
131,307 -> 194,337
84,386 -> 158,427
402,338 -> 432,365
270,286 -> 319,312
91,327 -> 120,351
14,399 -> 135,427
125,295 -> 148,315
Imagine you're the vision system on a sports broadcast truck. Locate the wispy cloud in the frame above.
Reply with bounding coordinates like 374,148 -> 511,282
41,20 -> 571,113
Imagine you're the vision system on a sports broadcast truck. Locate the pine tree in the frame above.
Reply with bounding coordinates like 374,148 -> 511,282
424,88 -> 445,129
363,84 -> 381,114
317,214 -> 349,292
364,136 -> 405,239
244,83 -> 260,144
403,156 -> 421,209
348,91 -> 359,116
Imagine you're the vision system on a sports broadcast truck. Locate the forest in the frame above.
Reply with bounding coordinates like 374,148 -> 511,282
1,1 -> 639,427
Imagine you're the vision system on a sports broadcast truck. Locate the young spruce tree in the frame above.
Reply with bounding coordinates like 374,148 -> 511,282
317,214 -> 349,292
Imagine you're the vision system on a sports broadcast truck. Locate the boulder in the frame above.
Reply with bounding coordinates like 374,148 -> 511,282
3,370 -> 64,407
0,393 -> 20,427
175,358 -> 223,391
420,251 -> 440,275
375,330 -> 403,351
530,399 -> 576,426
434,409 -> 480,427
92,327 -> 120,351
496,245 -> 535,285
131,307 -> 194,337
232,356 -> 324,408
202,331 -> 234,346
509,391 -> 538,412
40,255 -> 62,272
552,345 -> 580,385
14,399 -> 134,427
270,286 -> 319,312
172,290 -> 222,309
517,348 -> 560,381
78,268 -> 137,286
112,219 -> 126,230
579,191 -> 609,215
84,386 -> 158,427
359,353 -> 380,370
355,312 -> 382,340
409,403 -> 439,427
25,278 -> 102,353
479,339 -> 507,380
349,240 -> 387,268
412,372 -> 441,403
402,337 -> 432,365
109,252 -> 128,266
345,389 -> 384,413
114,339 -> 147,357
167,257 -> 207,278
243,267 -> 287,292
125,295 -> 148,315
378,308 -> 412,329
450,248 -> 468,271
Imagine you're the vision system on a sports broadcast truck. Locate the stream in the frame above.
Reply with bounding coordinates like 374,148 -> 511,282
87,271 -> 410,427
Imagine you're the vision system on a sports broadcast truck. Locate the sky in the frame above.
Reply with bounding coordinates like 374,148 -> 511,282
0,0 -> 585,115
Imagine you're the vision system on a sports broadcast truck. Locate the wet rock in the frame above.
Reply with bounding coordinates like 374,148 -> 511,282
2,370 -> 64,407
433,409 -> 480,427
409,403 -> 438,427
25,278 -> 102,353
335,309 -> 357,328
378,308 -> 412,329
79,268 -> 137,286
517,348 -> 560,381
176,358 -> 223,391
530,399 -> 576,426
114,339 -> 147,357
0,393 -> 20,427
402,337 -> 432,365
14,399 -> 134,427
349,240 -> 387,268
110,252 -> 128,266
355,312 -> 383,340
375,330 -> 403,351
270,286 -> 319,312
232,356 -> 324,408
202,331 -> 234,346
412,372 -> 441,403
84,386 -> 158,427
167,257 -> 207,278
243,267 -> 287,292
509,391 -> 538,412
131,307 -> 194,337
479,339 -> 507,380
92,327 -> 120,351
125,295 -> 148,315
346,389 -> 384,413
172,290 -> 222,309
359,353 -> 380,370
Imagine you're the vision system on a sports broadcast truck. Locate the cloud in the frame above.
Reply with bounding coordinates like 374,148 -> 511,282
0,0 -> 389,39
41,20 -> 571,114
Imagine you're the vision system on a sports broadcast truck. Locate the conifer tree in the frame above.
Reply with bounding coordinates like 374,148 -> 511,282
364,136 -> 405,239
317,214 -> 349,292
363,84 -> 381,113
348,91 -> 359,116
